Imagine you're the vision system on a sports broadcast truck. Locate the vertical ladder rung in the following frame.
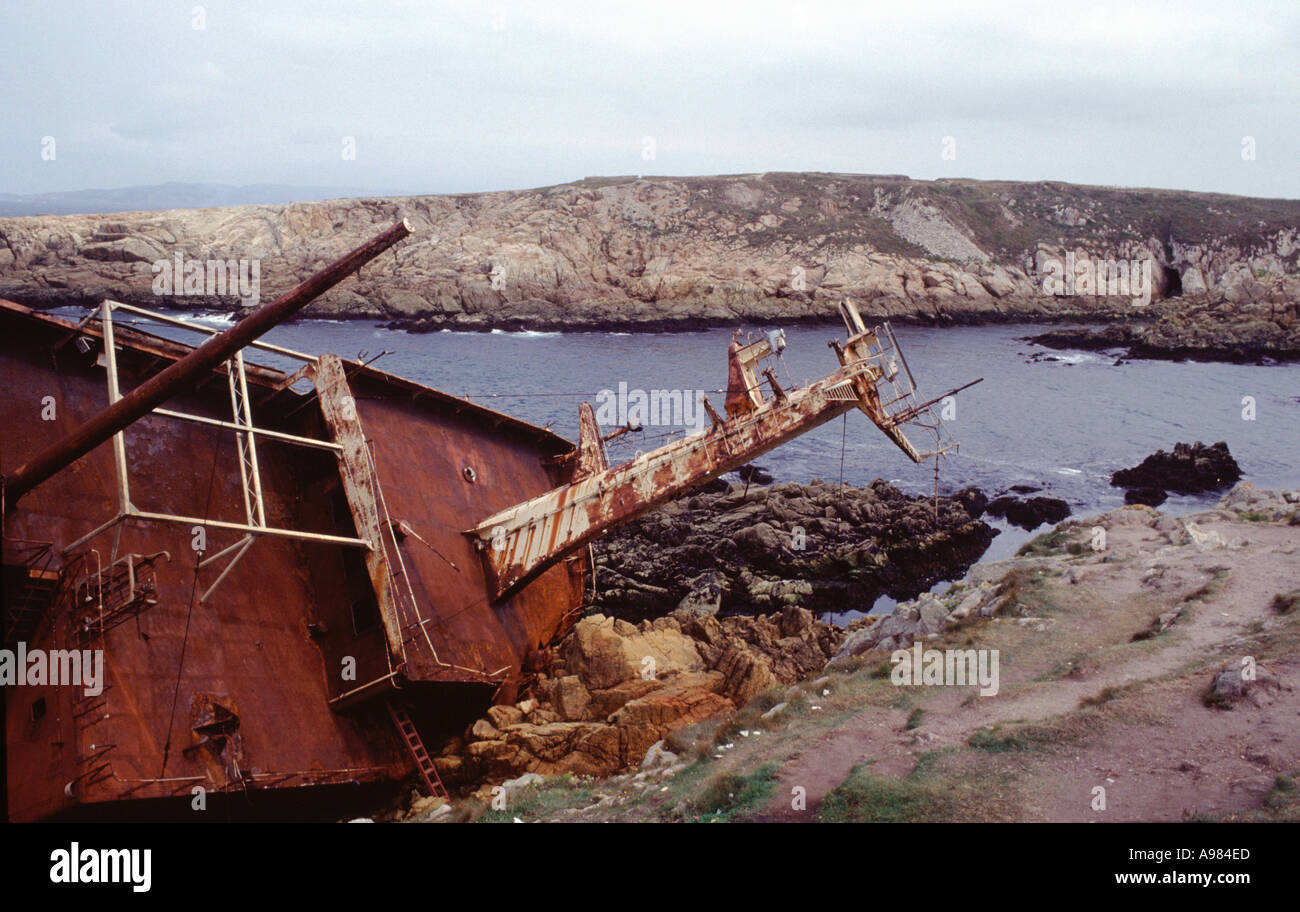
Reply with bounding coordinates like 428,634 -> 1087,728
386,702 -> 449,801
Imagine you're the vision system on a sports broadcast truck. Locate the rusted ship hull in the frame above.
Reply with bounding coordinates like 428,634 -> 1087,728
1,299 -> 585,821
2,219 -> 967,821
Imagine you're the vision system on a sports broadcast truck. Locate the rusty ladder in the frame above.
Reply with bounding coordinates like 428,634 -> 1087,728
386,701 -> 449,800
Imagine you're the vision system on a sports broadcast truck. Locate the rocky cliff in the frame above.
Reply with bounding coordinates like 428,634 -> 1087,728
0,173 -> 1296,331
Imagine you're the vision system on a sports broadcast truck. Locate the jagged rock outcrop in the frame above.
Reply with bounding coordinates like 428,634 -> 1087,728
1029,297 -> 1300,363
1110,441 -> 1242,496
590,479 -> 997,620
2,173 -> 1296,332
440,606 -> 842,786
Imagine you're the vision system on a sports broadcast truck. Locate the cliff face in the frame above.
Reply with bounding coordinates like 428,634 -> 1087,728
0,173 -> 1296,330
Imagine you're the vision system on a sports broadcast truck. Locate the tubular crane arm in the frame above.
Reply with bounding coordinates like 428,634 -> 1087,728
466,300 -> 974,601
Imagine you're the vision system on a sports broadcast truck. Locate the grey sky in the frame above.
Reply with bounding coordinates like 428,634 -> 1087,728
3,0 -> 1296,198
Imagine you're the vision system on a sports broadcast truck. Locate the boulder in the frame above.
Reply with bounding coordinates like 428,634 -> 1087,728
586,678 -> 663,719
675,569 -> 729,616
468,719 -> 499,742
712,642 -> 778,705
551,675 -> 591,721
610,673 -> 734,762
1204,663 -> 1280,709
640,740 -> 679,769
1124,487 -> 1167,507
564,614 -> 704,689
487,705 -> 524,729
1216,482 -> 1297,522
833,626 -> 878,660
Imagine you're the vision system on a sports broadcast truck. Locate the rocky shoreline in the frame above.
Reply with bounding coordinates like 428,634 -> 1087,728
393,482 -> 1300,820
418,444 -> 1257,803
2,173 -> 1296,342
1027,297 -> 1300,363
429,476 -> 1001,792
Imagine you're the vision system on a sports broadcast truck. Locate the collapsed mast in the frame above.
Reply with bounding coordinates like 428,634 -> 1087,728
468,299 -> 978,601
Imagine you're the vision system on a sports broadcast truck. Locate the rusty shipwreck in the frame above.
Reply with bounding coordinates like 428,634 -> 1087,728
0,220 -> 971,820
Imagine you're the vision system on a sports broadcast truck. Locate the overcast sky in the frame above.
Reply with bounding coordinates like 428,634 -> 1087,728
2,0 -> 1296,198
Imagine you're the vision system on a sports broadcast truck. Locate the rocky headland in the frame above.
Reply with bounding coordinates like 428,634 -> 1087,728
2,173 -> 1296,346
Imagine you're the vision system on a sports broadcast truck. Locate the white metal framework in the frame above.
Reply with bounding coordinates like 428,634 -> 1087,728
60,300 -> 371,603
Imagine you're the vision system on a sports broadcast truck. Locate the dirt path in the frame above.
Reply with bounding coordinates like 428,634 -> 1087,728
762,510 -> 1300,821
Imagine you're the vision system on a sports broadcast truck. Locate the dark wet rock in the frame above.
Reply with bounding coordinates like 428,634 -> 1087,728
675,569 -> 729,617
1111,441 -> 1241,495
591,479 -> 998,621
737,464 -> 774,485
1124,486 -> 1168,507
952,486 -> 989,519
985,495 -> 1071,530
695,477 -> 731,494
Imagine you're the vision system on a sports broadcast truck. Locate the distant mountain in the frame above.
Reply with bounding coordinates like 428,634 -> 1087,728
0,182 -> 371,217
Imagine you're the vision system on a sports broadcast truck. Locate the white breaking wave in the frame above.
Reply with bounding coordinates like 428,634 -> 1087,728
176,311 -> 237,327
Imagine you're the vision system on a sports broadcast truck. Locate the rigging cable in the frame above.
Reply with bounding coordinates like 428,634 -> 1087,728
838,412 -> 848,489
159,428 -> 223,776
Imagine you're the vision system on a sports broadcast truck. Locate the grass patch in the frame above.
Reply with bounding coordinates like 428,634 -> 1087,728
994,566 -> 1058,617
1217,770 -> 1300,822
1079,685 -> 1125,708
1016,527 -> 1075,557
905,707 -> 925,730
968,710 -> 1104,754
476,774 -> 594,822
817,766 -> 956,822
1186,568 -> 1231,603
672,763 -> 779,822
816,750 -> 1010,822
968,725 -> 1057,754
1270,589 -> 1300,615
1259,772 -> 1300,819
